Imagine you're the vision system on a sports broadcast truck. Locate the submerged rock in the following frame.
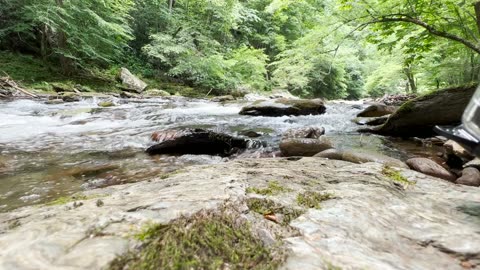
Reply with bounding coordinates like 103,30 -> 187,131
1,158 -> 479,269
356,103 -> 396,117
406,157 -> 456,181
280,137 -> 333,157
315,148 -> 408,169
146,129 -> 263,156
456,167 -> 480,187
98,101 -> 115,108
117,67 -> 147,93
239,98 -> 326,117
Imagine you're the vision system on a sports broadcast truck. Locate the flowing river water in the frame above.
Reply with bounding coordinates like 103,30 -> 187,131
0,96 -> 442,211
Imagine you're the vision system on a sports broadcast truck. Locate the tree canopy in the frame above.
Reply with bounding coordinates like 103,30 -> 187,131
1,0 -> 479,98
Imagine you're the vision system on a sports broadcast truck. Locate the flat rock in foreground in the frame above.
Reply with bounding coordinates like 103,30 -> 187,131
239,98 -> 326,117
0,158 -> 479,269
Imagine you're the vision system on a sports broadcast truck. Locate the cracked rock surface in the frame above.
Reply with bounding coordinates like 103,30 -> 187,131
0,158 -> 479,270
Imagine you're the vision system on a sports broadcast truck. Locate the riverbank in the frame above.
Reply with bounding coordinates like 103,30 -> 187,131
1,157 -> 479,269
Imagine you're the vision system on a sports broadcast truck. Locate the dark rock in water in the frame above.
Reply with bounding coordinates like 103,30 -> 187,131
406,158 -> 456,181
456,167 -> 480,187
239,98 -> 326,117
360,85 -> 477,137
350,104 -> 363,110
280,137 -> 333,157
315,148 -> 408,168
444,140 -> 474,161
211,95 -> 235,102
357,103 -> 396,118
147,129 -> 263,156
240,130 -> 262,138
282,127 -> 325,139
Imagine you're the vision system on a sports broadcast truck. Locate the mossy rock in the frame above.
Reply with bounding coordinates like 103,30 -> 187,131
110,210 -> 283,270
359,85 -> 477,137
98,101 -> 115,107
144,89 -> 171,97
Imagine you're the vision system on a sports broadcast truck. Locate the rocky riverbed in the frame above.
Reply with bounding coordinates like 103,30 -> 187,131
1,94 -> 479,269
1,158 -> 479,269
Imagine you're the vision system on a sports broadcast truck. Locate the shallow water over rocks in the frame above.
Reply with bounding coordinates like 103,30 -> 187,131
0,97 -> 441,211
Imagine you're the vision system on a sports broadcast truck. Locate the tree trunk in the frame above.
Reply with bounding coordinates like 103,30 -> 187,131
474,1 -> 480,35
55,0 -> 73,75
403,67 -> 417,93
40,24 -> 48,61
168,0 -> 174,13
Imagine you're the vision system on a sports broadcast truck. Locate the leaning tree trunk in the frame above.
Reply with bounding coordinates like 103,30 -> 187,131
359,85 -> 477,137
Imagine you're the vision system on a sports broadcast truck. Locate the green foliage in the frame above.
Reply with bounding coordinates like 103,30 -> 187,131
246,197 -> 304,226
110,210 -> 282,270
381,166 -> 415,186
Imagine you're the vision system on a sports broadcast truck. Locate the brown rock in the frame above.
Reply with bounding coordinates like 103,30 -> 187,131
280,137 -> 333,157
456,167 -> 480,187
314,149 -> 344,160
239,98 -> 326,117
282,127 -> 325,139
356,103 -> 396,118
444,140 -> 474,161
406,158 -> 456,181
315,149 -> 408,169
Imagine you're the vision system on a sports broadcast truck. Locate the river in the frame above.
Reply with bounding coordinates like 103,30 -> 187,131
0,96 -> 441,211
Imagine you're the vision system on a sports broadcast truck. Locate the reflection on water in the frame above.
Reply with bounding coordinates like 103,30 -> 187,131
0,97 -> 439,211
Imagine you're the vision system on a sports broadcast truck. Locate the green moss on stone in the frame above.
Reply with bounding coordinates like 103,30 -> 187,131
246,181 -> 291,196
296,191 -> 335,209
381,166 -> 415,185
110,210 -> 283,270
247,198 -> 304,226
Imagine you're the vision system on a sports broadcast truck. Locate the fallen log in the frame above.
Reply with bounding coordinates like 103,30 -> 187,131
359,85 -> 477,138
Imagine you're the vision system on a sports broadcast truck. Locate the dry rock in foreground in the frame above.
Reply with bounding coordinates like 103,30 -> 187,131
0,158 -> 479,270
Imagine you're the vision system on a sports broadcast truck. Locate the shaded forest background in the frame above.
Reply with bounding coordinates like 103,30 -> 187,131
1,0 -> 480,99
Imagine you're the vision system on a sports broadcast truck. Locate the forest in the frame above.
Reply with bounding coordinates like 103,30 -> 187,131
1,0 -> 480,99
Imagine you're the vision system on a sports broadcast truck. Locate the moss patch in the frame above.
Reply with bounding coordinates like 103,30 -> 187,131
246,181 -> 291,196
296,191 -> 335,209
109,210 -> 283,270
381,166 -> 415,185
247,198 -> 304,226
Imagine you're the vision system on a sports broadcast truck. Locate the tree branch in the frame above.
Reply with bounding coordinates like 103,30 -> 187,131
364,15 -> 480,55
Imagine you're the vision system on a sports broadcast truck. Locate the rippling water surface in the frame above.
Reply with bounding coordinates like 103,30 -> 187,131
0,96 -> 439,211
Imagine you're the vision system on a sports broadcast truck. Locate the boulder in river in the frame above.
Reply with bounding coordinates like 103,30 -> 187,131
239,98 -> 326,117
61,92 -> 81,102
211,95 -> 235,102
282,127 -> 325,139
146,129 -> 263,156
315,148 -> 408,169
280,137 -> 333,157
360,85 -> 477,137
456,167 -> 480,187
406,157 -> 456,181
356,103 -> 396,118
117,67 -> 147,93
143,89 -> 171,97
444,140 -> 474,161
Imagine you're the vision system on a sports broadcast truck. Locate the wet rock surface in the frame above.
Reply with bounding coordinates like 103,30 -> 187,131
406,157 -> 457,181
282,127 -> 325,139
239,98 -> 326,117
1,158 -> 479,269
146,129 -> 263,156
280,137 -> 333,157
315,148 -> 408,169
